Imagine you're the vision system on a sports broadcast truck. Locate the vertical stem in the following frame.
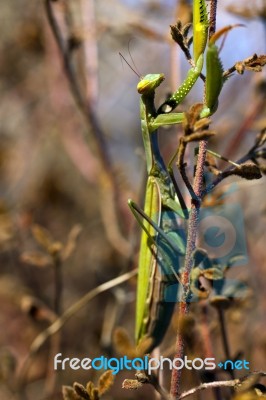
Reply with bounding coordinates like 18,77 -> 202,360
54,257 -> 62,315
217,308 -> 235,380
209,0 -> 218,39
170,1 -> 219,396
201,305 -> 223,400
170,140 -> 208,399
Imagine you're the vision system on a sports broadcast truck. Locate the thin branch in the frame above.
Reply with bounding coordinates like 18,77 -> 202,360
54,256 -> 62,315
44,0 -> 111,172
176,138 -> 198,200
178,371 -> 266,400
217,308 -> 234,380
170,4 -> 218,398
44,0 -> 131,257
18,269 -> 137,387
202,150 -> 259,195
170,139 -> 208,399
209,0 -> 218,39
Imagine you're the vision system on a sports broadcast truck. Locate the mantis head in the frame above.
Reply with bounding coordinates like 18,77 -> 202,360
137,73 -> 165,95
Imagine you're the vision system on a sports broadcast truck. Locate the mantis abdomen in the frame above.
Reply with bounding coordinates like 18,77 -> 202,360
133,177 -> 185,353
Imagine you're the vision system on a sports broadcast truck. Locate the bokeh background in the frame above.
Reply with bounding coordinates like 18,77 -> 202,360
0,0 -> 265,399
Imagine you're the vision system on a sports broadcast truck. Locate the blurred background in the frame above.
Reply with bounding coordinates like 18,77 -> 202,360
0,0 -> 265,399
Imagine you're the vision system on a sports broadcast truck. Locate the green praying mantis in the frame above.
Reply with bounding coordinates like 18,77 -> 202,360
126,0 -> 241,353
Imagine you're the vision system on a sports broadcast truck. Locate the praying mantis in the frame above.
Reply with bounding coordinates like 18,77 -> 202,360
127,0 -> 240,353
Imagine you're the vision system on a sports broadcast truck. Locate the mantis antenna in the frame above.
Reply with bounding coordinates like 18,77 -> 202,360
119,52 -> 141,78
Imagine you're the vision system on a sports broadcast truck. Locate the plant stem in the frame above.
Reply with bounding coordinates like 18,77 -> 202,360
170,140 -> 208,399
217,308 -> 235,380
17,269 -> 137,388
209,0 -> 218,39
54,256 -> 62,315
178,372 -> 266,400
170,2 -> 219,396
44,0 -> 131,257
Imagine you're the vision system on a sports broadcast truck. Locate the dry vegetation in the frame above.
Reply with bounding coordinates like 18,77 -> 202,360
0,1 -> 265,400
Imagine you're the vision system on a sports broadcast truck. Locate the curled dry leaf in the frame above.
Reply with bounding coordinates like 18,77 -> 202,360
210,295 -> 231,310
31,224 -> 54,251
62,386 -> 80,400
122,379 -> 143,390
86,382 -> 94,397
48,241 -> 63,257
97,370 -> 115,396
21,295 -> 56,322
136,336 -> 154,356
113,327 -> 137,358
86,382 -> 99,400
190,267 -> 209,299
73,382 -> 90,400
235,54 -> 266,74
135,370 -> 150,384
183,130 -> 215,143
170,20 -> 191,58
225,163 -> 262,180
90,388 -> 99,400
20,251 -> 52,267
61,224 -> 82,261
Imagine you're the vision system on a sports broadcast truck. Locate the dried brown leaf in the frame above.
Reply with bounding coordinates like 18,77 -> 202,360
183,130 -> 215,143
210,295 -> 231,309
113,327 -> 137,358
170,21 -> 191,56
73,382 -> 90,400
20,251 -> 52,267
190,268 -> 209,299
136,336 -> 154,356
225,163 -> 262,180
61,224 -> 82,261
135,371 -> 150,383
245,54 -> 266,71
97,370 -> 114,396
90,388 -> 99,400
62,386 -> 81,400
48,241 -> 63,256
31,224 -> 53,251
191,285 -> 209,299
86,382 -> 94,397
122,379 -> 143,390
235,54 -> 266,74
